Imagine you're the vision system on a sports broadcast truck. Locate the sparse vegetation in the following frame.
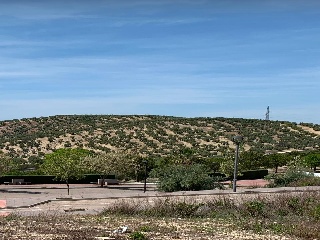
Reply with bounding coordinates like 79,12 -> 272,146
0,211 -> 291,240
0,115 -> 319,163
99,192 -> 320,239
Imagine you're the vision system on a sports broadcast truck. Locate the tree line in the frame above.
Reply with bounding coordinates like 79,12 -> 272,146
1,147 -> 320,194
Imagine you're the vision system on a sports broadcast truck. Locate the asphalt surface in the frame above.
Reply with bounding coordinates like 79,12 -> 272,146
0,181 -> 319,216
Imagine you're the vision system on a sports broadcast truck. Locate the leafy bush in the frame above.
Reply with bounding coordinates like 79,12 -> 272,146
150,164 -> 223,192
265,168 -> 318,187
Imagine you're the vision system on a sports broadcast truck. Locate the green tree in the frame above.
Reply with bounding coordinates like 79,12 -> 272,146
262,153 -> 290,173
303,153 -> 320,172
132,156 -> 154,182
219,147 -> 246,178
0,152 -> 17,176
241,150 -> 264,170
41,148 -> 91,195
175,147 -> 199,164
83,151 -> 138,187
199,157 -> 221,172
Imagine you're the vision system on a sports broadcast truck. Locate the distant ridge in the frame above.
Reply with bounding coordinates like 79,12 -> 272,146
0,114 -> 319,161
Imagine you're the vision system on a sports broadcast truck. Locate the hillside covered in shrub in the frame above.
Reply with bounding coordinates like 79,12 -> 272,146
0,115 -> 319,162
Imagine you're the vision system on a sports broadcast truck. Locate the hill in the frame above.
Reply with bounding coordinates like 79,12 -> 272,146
0,115 -> 320,161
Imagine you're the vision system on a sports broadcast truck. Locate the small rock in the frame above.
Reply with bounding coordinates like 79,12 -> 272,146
95,237 -> 115,240
113,226 -> 129,233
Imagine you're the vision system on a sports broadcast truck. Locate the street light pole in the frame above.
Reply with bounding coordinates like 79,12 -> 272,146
232,135 -> 243,192
143,160 -> 147,193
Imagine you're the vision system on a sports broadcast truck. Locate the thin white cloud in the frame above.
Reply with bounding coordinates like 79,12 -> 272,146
110,17 -> 214,27
0,0 -> 213,23
0,1 -> 96,21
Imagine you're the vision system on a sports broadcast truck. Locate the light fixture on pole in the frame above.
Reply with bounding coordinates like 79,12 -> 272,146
232,135 -> 243,192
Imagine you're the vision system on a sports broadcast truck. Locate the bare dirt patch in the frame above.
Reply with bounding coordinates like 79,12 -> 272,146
299,125 -> 320,135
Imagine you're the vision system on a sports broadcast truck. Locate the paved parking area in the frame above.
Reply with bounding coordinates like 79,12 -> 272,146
0,181 -> 319,216
0,183 -> 157,208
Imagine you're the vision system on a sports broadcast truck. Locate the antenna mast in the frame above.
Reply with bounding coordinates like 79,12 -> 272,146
265,106 -> 270,120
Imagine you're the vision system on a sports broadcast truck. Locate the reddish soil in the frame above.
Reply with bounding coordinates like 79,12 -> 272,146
223,179 -> 269,187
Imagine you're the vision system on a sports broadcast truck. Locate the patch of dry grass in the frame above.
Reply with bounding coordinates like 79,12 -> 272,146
0,214 -> 291,240
2,192 -> 320,239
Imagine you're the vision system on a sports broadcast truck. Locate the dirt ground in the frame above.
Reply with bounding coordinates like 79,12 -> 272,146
0,180 -> 316,239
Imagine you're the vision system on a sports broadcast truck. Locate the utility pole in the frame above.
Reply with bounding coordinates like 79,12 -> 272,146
265,106 -> 270,121
143,160 -> 147,193
232,135 -> 243,192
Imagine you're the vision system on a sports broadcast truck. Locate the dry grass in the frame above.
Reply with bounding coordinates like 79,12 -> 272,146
100,192 -> 320,240
0,214 -> 291,240
1,191 -> 320,239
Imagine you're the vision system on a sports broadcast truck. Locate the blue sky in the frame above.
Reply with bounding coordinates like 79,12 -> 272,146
1,0 -> 320,123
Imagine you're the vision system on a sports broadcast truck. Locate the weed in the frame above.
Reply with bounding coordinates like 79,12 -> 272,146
174,201 -> 202,218
100,199 -> 142,216
287,197 -> 303,215
251,220 -> 263,233
244,200 -> 265,217
312,204 -> 320,220
130,231 -> 148,240
288,176 -> 320,187
139,225 -> 152,232
269,222 -> 285,234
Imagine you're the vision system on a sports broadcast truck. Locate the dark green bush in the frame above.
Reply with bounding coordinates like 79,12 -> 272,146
150,164 -> 223,192
238,169 -> 268,180
209,172 -> 226,179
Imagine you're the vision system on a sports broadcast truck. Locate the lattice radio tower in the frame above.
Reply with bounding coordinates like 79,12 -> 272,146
265,106 -> 270,120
